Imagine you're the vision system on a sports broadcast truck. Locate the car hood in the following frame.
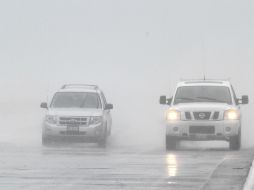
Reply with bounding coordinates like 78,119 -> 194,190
47,108 -> 103,117
171,103 -> 237,112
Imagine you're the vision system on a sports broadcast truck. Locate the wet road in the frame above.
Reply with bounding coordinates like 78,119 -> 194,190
0,143 -> 253,190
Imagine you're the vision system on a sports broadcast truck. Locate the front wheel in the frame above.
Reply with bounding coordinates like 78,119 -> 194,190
42,135 -> 52,146
97,137 -> 107,148
97,126 -> 108,148
166,136 -> 178,151
229,130 -> 241,150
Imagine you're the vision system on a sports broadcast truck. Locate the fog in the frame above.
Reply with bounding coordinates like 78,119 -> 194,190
0,0 -> 254,149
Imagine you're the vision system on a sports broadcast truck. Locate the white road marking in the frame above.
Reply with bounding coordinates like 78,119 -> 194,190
243,160 -> 254,190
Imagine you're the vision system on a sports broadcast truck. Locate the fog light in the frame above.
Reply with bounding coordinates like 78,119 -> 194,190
225,127 -> 231,132
173,127 -> 179,132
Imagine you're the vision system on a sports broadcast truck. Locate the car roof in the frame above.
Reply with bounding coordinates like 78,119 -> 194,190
177,80 -> 231,87
57,84 -> 101,93
58,88 -> 99,93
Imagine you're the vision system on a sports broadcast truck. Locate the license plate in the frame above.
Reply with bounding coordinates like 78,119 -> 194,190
189,126 -> 215,134
67,125 -> 79,132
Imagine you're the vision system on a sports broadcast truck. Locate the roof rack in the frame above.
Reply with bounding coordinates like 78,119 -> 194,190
61,84 -> 99,90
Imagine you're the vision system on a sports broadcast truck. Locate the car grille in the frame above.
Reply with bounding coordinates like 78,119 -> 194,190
189,126 -> 215,134
58,117 -> 89,126
60,131 -> 86,135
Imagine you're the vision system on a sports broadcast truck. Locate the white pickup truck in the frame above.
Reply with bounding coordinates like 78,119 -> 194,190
160,80 -> 248,150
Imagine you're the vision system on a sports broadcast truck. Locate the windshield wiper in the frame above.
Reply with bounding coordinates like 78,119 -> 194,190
174,97 -> 199,104
176,97 -> 198,101
196,96 -> 227,103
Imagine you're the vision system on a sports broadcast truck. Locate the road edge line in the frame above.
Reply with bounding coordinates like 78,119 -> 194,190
243,159 -> 254,190
199,158 -> 226,190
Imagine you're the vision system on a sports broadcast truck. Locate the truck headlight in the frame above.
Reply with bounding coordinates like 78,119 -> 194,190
46,115 -> 57,124
89,116 -> 103,125
166,110 -> 181,121
224,109 -> 240,120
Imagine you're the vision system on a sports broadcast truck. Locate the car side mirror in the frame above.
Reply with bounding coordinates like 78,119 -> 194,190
40,102 -> 48,109
105,103 -> 113,110
160,96 -> 167,104
241,95 -> 249,104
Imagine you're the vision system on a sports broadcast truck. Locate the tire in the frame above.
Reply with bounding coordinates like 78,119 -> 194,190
42,135 -> 52,147
97,127 -> 107,148
108,127 -> 111,136
229,130 -> 241,150
97,137 -> 107,148
166,136 -> 177,151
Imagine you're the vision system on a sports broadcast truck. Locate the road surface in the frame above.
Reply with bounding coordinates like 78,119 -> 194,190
0,142 -> 253,190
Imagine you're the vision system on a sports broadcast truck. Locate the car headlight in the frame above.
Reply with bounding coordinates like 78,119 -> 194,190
166,110 -> 181,121
224,109 -> 240,120
45,115 -> 57,124
89,116 -> 103,125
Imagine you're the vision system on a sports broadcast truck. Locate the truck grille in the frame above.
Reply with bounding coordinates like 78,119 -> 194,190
59,117 -> 89,126
193,112 -> 211,120
189,126 -> 215,134
185,112 -> 192,120
213,112 -> 220,120
184,111 -> 220,120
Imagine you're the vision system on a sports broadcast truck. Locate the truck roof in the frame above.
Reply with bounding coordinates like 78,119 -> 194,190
177,80 -> 231,87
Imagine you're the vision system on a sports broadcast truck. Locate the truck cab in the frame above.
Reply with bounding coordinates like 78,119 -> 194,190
160,80 -> 248,150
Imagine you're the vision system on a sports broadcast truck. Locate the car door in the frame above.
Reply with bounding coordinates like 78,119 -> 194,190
101,92 -> 112,133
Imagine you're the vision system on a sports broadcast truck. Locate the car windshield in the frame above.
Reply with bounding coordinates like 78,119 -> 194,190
174,86 -> 232,105
51,92 -> 102,109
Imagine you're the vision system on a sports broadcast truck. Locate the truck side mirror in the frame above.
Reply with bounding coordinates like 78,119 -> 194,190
160,96 -> 167,104
167,98 -> 172,105
40,102 -> 48,109
160,96 -> 173,105
241,95 -> 249,104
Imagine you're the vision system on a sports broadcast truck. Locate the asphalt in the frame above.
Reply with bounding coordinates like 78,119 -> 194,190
0,143 -> 253,190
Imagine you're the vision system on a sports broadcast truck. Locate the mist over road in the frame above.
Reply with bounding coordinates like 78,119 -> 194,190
0,1 -> 254,189
0,143 -> 253,190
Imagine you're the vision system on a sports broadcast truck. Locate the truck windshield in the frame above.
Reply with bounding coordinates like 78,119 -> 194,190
51,92 -> 102,109
174,86 -> 232,105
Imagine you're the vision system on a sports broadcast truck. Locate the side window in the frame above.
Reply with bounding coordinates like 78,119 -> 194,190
101,92 -> 107,106
231,85 -> 238,105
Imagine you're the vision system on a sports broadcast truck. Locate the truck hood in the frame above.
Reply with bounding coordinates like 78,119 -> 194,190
47,108 -> 103,117
171,103 -> 237,112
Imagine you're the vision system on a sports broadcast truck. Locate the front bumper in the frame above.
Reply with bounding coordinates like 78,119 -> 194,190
166,120 -> 241,141
42,122 -> 105,141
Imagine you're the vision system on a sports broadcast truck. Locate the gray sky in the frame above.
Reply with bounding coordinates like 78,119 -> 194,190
0,0 -> 253,146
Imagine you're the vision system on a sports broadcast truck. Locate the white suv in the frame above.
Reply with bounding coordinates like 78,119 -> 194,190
160,80 -> 248,150
40,84 -> 113,147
